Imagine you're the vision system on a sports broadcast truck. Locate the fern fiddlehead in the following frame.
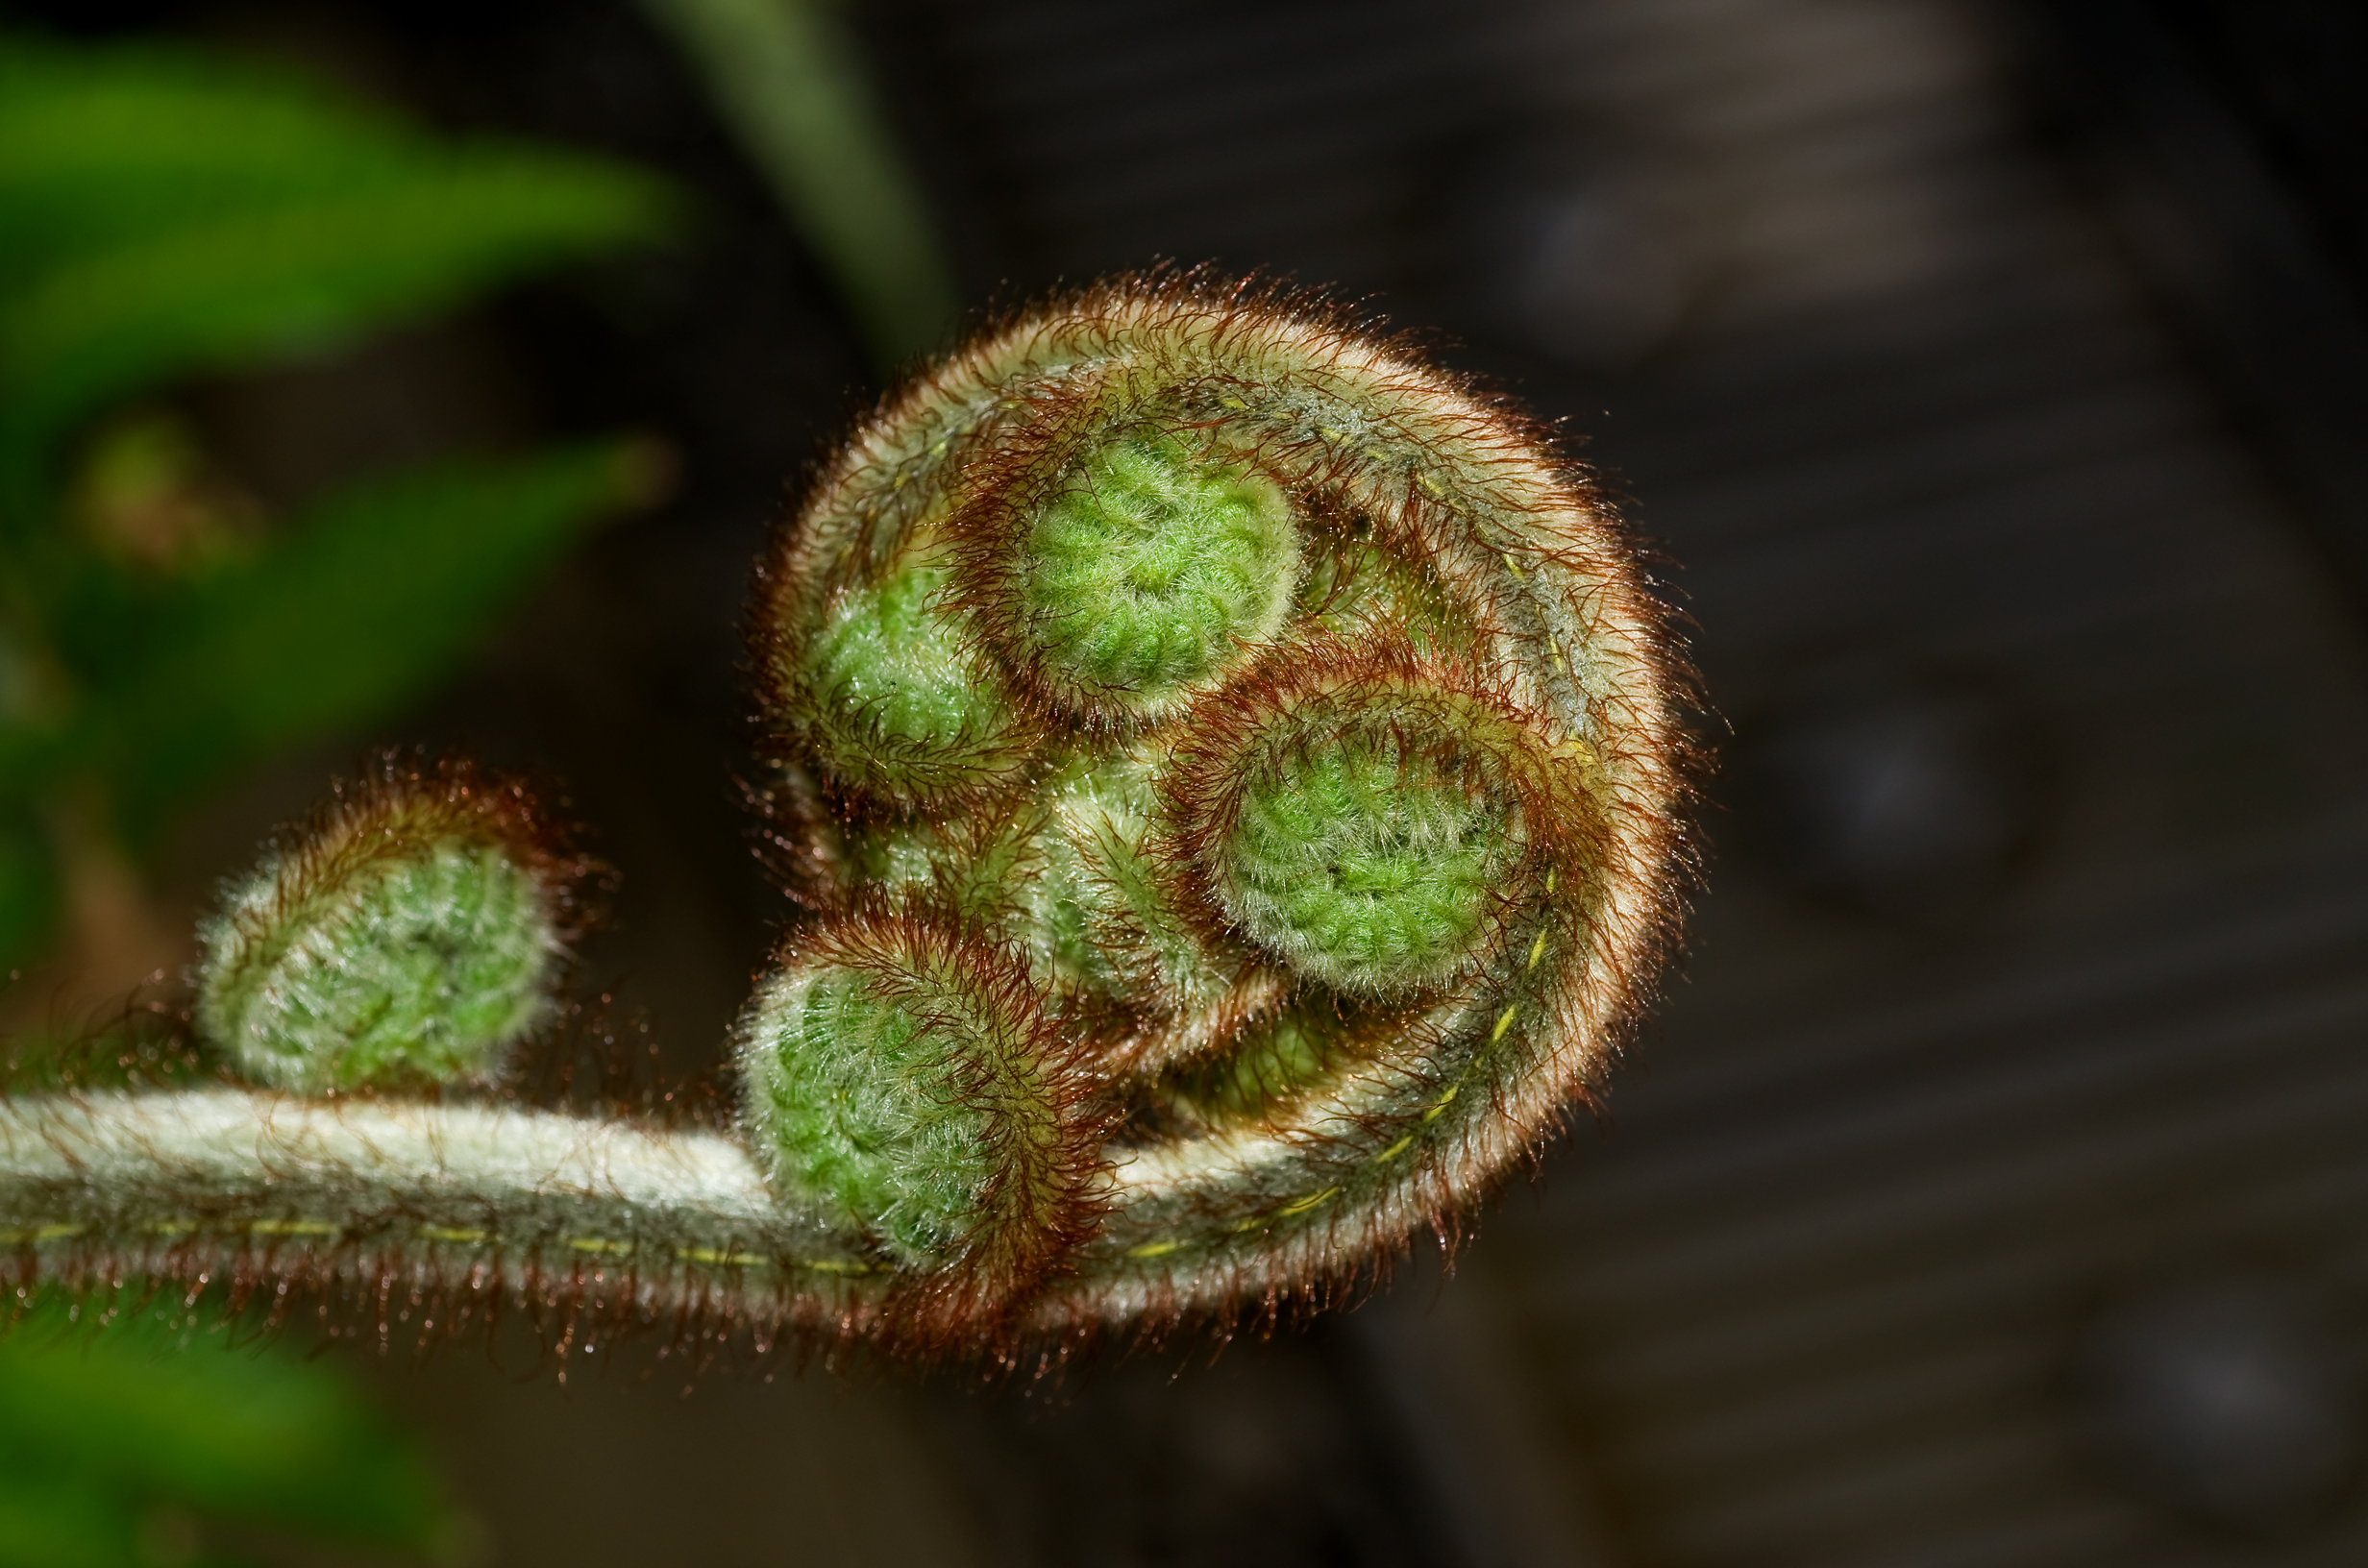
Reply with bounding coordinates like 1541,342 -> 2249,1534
192,757 -> 600,1095
1,275 -> 1690,1362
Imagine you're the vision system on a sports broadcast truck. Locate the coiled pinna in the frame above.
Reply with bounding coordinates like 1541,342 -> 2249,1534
0,274 -> 1691,1362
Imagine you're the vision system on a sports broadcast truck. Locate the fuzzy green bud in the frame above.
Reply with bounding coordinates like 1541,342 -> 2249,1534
793,543 -> 1024,807
1019,434 -> 1301,719
1221,731 -> 1517,997
742,961 -> 994,1262
736,912 -> 1106,1304
193,757 -> 590,1093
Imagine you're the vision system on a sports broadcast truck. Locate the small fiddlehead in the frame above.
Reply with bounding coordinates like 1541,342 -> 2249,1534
0,273 -> 1691,1365
193,756 -> 599,1094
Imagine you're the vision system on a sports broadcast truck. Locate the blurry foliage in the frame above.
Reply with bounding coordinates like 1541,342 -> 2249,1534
636,0 -> 958,366
0,32 -> 676,974
0,31 -> 686,1568
0,1297 -> 459,1568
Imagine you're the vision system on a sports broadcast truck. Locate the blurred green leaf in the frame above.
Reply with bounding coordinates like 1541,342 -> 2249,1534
0,813 -> 57,970
0,154 -> 671,528
0,39 -> 419,288
0,1300 -> 454,1563
72,439 -> 661,835
0,30 -> 677,536
0,33 -> 670,1556
0,31 -> 678,968
0,1477 -> 150,1568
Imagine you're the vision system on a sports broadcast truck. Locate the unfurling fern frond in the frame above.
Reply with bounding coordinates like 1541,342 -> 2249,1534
0,273 -> 1694,1367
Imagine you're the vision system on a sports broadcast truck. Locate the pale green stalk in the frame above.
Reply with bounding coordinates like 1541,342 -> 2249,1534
636,0 -> 958,365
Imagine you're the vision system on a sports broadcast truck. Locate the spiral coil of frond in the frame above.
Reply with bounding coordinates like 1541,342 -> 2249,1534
0,273 -> 1692,1364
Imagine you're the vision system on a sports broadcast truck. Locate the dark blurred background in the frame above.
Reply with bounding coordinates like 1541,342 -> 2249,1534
12,0 -> 2368,1563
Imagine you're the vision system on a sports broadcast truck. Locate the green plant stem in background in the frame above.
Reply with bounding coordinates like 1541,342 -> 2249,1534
636,0 -> 960,367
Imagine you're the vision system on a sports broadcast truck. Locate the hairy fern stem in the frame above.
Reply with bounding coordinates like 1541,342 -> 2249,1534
4,272 -> 1694,1364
